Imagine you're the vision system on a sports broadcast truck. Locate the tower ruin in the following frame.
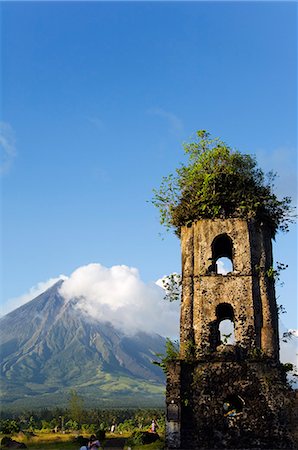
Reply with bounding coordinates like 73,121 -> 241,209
166,218 -> 294,449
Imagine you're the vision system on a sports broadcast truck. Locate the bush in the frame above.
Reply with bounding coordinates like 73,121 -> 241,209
75,435 -> 89,446
1,437 -> 12,446
81,423 -> 96,434
127,431 -> 160,446
0,419 -> 20,434
152,130 -> 294,237
1,436 -> 27,448
96,428 -> 106,441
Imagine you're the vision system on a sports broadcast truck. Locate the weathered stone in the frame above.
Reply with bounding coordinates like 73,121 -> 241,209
166,218 -> 294,449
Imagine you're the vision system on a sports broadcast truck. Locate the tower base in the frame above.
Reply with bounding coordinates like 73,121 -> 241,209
166,357 -> 294,449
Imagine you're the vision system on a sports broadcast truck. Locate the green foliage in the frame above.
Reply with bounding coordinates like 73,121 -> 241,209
125,439 -> 165,450
281,362 -> 294,373
159,273 -> 181,302
126,430 -> 160,446
153,338 -> 179,374
28,415 -> 37,432
117,419 -> 136,432
75,435 -> 89,446
152,130 -> 294,236
1,436 -> 13,446
81,423 -> 96,434
184,338 -> 196,361
0,418 -> 20,434
247,347 -> 266,360
67,390 -> 84,427
221,333 -> 232,344
280,362 -> 298,388
282,329 -> 298,343
266,261 -> 288,284
95,428 -> 106,441
277,304 -> 287,317
65,419 -> 79,431
0,407 -> 166,442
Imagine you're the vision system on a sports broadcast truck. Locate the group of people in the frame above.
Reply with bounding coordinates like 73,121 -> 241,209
80,435 -> 101,450
79,419 -> 157,449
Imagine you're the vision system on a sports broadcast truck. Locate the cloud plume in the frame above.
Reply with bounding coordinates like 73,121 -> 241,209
59,263 -> 180,337
2,275 -> 67,316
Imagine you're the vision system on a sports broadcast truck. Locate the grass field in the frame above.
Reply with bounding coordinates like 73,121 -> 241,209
124,441 -> 164,450
1,432 -> 80,449
0,431 -> 165,449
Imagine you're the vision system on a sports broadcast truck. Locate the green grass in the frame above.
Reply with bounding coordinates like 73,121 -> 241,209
22,442 -> 77,450
1,432 -> 81,449
124,440 -> 165,450
1,432 -> 165,449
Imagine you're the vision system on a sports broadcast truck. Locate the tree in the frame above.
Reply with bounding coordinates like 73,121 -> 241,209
158,273 -> 181,302
152,130 -> 294,237
0,419 -> 20,434
28,415 -> 36,432
153,338 -> 180,373
68,390 -> 84,428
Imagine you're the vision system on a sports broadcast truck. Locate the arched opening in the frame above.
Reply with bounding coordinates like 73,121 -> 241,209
219,319 -> 235,345
210,234 -> 234,274
216,257 -> 233,275
223,394 -> 244,416
216,303 -> 235,346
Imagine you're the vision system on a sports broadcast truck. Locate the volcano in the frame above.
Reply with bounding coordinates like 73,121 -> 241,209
0,281 -> 166,409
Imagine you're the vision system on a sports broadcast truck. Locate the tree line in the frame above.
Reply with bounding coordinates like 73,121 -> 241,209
0,406 -> 165,435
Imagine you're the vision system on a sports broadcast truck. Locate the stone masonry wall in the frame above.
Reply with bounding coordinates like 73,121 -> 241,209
168,218 -> 290,449
180,219 -> 279,360
166,359 -> 294,449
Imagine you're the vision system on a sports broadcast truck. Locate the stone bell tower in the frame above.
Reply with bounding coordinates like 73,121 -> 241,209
166,219 -> 294,449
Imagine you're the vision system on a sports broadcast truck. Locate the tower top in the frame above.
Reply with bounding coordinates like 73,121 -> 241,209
152,130 -> 293,238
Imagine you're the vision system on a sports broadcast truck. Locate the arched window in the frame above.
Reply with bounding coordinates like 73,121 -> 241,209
217,257 -> 233,275
219,319 -> 235,345
210,234 -> 234,274
216,303 -> 236,346
216,302 -> 234,320
223,394 -> 244,416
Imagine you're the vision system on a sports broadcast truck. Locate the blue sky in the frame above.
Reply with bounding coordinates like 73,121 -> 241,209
1,1 -> 297,334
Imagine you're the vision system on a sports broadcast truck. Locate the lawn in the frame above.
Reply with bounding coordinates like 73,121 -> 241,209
1,432 -> 165,449
1,432 -> 80,449
124,441 -> 164,450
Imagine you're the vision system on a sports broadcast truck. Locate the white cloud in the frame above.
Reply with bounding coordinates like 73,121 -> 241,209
1,275 -> 67,316
280,338 -> 298,387
2,263 -> 297,372
156,273 -> 181,302
279,321 -> 298,387
59,263 -> 180,337
288,329 -> 298,338
216,259 -> 228,275
147,107 -> 184,135
0,122 -> 17,174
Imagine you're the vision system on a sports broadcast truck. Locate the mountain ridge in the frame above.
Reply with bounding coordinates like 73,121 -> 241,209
0,281 -> 166,409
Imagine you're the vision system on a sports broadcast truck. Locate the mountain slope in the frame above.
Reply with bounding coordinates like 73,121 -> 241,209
0,282 -> 166,409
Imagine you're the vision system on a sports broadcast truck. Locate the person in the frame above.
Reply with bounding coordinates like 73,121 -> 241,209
110,423 -> 115,433
88,435 -> 100,449
151,419 -> 157,433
